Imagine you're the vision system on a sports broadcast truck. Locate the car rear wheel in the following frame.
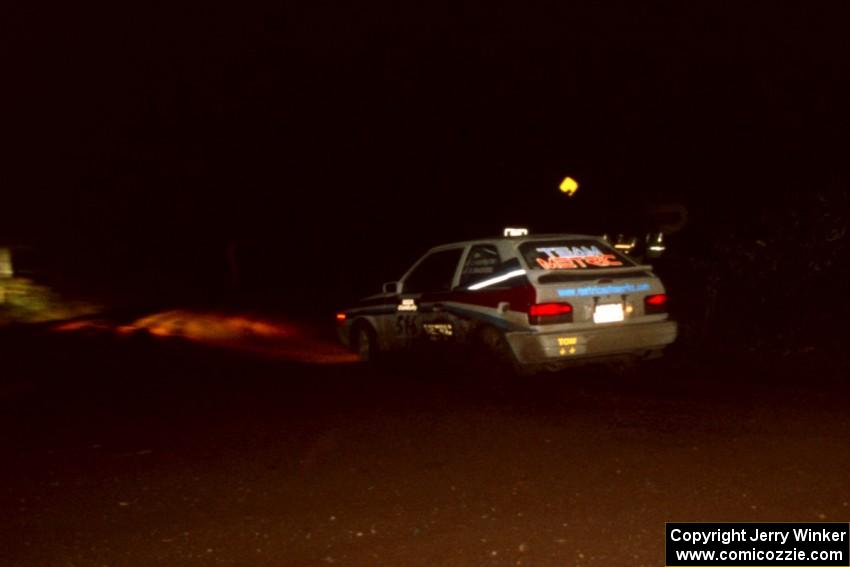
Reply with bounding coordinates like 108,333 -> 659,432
352,323 -> 378,362
475,326 -> 532,379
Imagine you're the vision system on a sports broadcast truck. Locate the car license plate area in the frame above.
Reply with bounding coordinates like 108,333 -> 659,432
593,303 -> 624,324
556,336 -> 580,356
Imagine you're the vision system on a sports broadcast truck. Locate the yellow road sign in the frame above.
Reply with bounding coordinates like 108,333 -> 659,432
559,176 -> 579,197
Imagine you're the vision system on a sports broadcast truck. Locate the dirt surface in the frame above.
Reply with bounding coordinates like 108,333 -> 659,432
1,328 -> 849,566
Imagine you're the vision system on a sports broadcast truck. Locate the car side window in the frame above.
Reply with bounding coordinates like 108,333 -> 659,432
459,245 -> 501,288
403,248 -> 464,293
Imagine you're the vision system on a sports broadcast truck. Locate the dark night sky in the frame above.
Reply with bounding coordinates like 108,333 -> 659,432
4,2 -> 850,295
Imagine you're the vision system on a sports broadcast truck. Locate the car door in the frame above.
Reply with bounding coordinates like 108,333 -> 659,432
451,243 -> 505,341
394,247 -> 465,348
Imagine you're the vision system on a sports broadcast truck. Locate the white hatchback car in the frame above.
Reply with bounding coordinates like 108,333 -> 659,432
337,232 -> 677,373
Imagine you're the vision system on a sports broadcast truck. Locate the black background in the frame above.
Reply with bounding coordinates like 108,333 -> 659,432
4,2 -> 849,345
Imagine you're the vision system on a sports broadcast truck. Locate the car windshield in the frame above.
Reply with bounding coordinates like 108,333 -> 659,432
519,239 -> 635,270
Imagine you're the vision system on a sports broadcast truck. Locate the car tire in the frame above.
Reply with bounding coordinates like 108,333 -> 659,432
351,323 -> 379,362
475,326 -> 532,379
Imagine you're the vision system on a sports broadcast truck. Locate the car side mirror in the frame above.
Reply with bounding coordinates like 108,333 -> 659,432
382,281 -> 401,294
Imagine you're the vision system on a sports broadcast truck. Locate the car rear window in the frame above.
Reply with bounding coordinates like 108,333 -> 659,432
519,239 -> 635,270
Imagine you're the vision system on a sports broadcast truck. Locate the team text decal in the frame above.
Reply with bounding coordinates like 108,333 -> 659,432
535,245 -> 623,270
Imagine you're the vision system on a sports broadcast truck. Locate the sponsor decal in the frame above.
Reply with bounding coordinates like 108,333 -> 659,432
423,323 -> 453,338
535,245 -> 623,270
557,282 -> 651,297
397,298 -> 418,312
557,337 -> 578,355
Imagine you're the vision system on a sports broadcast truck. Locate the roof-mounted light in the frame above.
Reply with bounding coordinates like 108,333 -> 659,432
503,227 -> 528,237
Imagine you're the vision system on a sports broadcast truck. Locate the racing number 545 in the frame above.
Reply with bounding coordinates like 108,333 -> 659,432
396,314 -> 418,336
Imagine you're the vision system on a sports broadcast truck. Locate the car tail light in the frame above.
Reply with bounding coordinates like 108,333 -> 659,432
644,293 -> 668,314
528,302 -> 573,325
336,312 -> 347,323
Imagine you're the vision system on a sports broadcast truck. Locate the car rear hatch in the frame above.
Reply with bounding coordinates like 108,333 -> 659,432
517,238 -> 668,327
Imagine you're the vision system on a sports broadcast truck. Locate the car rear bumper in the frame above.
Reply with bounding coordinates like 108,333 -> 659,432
505,319 -> 678,366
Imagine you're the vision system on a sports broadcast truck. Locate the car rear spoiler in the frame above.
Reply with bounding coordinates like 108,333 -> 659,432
527,265 -> 655,284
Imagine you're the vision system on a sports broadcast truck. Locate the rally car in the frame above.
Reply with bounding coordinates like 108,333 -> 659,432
336,231 -> 677,374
